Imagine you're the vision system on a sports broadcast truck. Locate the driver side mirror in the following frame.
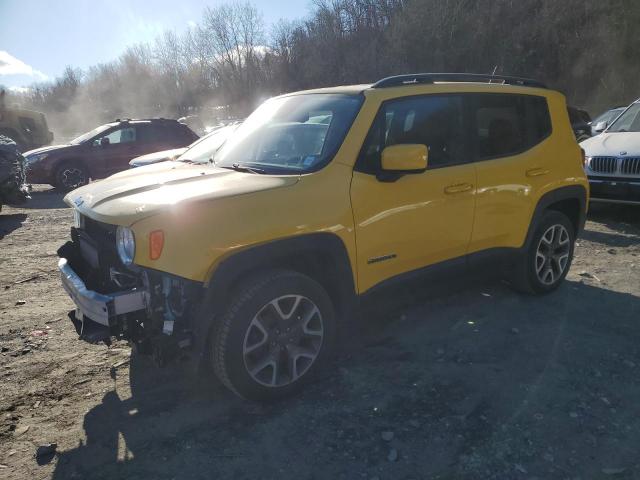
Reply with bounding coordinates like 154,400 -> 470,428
377,144 -> 428,182
594,121 -> 608,133
100,137 -> 110,146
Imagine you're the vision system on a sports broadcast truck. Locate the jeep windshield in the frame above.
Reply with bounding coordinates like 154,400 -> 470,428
175,124 -> 239,164
607,102 -> 640,132
210,94 -> 363,174
69,124 -> 113,144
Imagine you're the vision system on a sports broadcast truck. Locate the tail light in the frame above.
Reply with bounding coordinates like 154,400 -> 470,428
149,230 -> 164,260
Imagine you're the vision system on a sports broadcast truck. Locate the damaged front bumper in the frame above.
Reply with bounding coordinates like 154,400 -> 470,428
59,257 -> 145,328
57,222 -> 204,362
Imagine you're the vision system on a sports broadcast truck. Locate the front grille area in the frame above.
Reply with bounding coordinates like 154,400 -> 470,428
590,156 -> 618,174
621,157 -> 640,176
70,218 -> 128,293
590,156 -> 640,177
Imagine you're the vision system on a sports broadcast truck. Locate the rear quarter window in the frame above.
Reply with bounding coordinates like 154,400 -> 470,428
471,94 -> 551,161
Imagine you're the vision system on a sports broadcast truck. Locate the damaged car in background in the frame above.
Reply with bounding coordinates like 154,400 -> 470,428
0,135 -> 31,212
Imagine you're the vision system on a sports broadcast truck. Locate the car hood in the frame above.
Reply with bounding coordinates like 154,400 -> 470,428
64,161 -> 300,225
580,132 -> 640,157
129,148 -> 187,167
23,143 -> 76,157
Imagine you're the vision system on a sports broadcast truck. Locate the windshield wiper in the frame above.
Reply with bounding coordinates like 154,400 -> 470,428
223,163 -> 267,174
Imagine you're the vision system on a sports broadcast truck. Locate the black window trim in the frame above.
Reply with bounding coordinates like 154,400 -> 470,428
355,92 -> 474,174
355,92 -> 553,174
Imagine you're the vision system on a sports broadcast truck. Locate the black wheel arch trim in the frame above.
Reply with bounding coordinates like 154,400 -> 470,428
522,185 -> 587,252
192,232 -> 358,364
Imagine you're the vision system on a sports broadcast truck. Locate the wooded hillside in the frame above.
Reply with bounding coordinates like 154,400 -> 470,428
6,0 -> 640,136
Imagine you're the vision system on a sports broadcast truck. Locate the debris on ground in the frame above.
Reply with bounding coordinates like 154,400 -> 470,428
35,443 -> 57,459
602,467 -> 627,475
578,271 -> 601,282
13,425 -> 29,436
387,448 -> 398,462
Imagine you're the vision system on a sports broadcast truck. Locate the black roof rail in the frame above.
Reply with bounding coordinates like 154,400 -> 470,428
372,73 -> 547,89
113,117 -> 178,123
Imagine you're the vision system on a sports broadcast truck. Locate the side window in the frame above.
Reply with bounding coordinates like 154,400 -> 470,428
102,126 -> 136,145
471,94 -> 551,160
165,124 -> 197,144
474,95 -> 526,159
357,95 -> 466,173
136,124 -> 163,143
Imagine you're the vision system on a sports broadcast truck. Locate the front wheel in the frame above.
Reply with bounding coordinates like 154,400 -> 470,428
511,210 -> 576,294
211,270 -> 336,401
55,162 -> 89,192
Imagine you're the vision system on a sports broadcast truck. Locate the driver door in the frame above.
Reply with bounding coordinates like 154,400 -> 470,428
350,94 -> 477,293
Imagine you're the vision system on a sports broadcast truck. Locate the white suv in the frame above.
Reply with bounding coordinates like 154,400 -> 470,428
581,99 -> 640,205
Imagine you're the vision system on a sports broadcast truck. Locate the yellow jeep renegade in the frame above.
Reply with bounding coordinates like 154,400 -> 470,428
59,73 -> 589,400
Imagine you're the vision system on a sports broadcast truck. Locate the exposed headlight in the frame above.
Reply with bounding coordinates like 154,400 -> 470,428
27,153 -> 48,164
116,226 -> 136,265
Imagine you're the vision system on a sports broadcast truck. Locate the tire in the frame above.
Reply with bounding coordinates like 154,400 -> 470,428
55,162 -> 89,192
211,269 -> 336,401
510,210 -> 576,294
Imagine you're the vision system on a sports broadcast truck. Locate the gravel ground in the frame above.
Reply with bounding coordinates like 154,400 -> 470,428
1,187 -> 639,480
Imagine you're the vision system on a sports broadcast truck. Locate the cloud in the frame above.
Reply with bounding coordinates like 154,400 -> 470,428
8,86 -> 31,94
187,20 -> 197,29
0,51 -> 48,81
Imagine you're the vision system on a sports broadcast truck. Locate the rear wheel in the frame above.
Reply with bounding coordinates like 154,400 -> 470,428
211,269 -> 336,401
55,162 -> 88,191
511,210 -> 575,294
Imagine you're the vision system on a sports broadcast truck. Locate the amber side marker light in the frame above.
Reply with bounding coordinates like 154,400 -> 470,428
149,230 -> 164,260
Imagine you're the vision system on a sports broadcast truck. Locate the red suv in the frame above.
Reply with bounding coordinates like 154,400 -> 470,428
24,118 -> 198,191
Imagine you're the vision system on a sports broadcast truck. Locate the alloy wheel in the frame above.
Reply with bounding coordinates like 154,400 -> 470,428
60,167 -> 87,190
535,224 -> 571,285
243,294 -> 324,387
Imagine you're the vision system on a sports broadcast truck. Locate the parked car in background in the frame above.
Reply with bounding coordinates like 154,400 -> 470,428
581,99 -> 640,205
24,118 -> 198,191
568,106 -> 592,142
0,135 -> 30,211
0,90 -> 53,152
129,123 -> 240,168
590,106 -> 625,136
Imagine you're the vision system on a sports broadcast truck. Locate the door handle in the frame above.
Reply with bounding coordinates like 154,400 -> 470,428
526,168 -> 550,177
444,183 -> 473,194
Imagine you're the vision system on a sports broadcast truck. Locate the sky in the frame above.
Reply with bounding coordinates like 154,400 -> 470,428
0,0 -> 311,90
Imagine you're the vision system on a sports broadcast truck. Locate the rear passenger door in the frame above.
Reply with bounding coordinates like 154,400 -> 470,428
468,94 -> 553,253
